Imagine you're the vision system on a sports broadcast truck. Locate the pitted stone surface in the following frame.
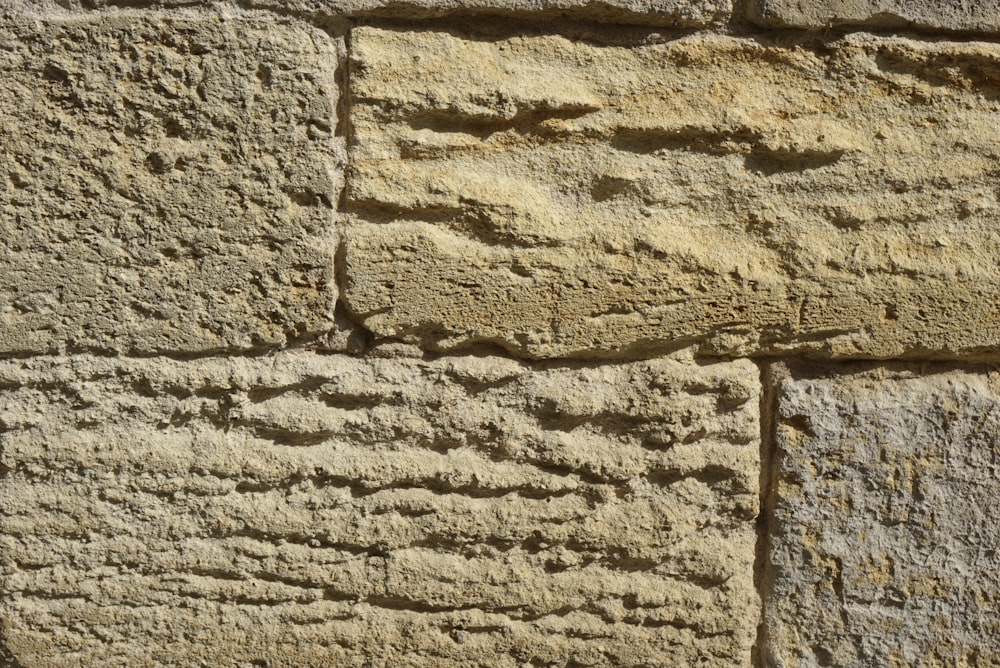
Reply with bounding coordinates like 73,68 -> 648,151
345,28 -> 1000,360
0,17 -> 342,354
0,351 -> 760,666
5,0 -> 732,27
766,367 -> 1000,667
247,0 -> 731,24
749,0 -> 1000,33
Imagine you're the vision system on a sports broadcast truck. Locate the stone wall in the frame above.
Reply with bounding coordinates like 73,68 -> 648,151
0,1 -> 997,666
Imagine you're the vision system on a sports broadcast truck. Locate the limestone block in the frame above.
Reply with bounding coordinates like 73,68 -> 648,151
7,0 -> 732,27
749,0 -> 1000,33
0,17 -> 342,354
765,366 -> 1000,666
345,28 -> 1000,360
0,351 -> 760,666
256,0 -> 731,24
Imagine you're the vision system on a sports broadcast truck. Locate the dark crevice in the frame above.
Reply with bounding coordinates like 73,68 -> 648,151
597,552 -> 659,573
334,30 -> 351,144
743,148 -> 845,176
204,528 -> 379,557
362,596 -> 498,615
344,198 -> 465,223
246,378 -> 332,404
610,126 -> 763,156
333,239 -> 358,320
779,413 -> 816,439
529,400 -> 665,434
11,333 -> 1000,368
331,240 -> 378,350
872,47 -> 1000,101
645,465 -> 740,489
351,478 -> 586,501
350,14 -> 708,46
752,360 -> 781,668
228,466 -> 587,501
244,378 -> 396,409
404,104 -> 597,139
245,426 -> 337,447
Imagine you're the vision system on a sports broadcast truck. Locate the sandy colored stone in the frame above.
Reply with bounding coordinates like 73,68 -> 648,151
345,28 -> 1000,360
0,351 -> 760,667
749,0 -> 1000,33
4,0 -> 732,27
0,16 -> 342,354
260,0 -> 731,24
765,366 -> 1000,667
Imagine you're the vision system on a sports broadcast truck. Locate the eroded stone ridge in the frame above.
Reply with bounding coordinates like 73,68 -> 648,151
749,0 -> 1000,33
766,367 -> 1000,666
8,0 -> 732,26
346,28 -> 1000,360
0,351 -> 760,666
0,17 -> 342,354
257,0 -> 732,24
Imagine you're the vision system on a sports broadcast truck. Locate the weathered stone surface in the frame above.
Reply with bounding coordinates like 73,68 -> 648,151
345,28 -> 1000,360
0,351 -> 760,666
765,366 -> 1000,666
5,0 -> 732,27
0,17 -> 342,354
749,0 -> 1000,33
259,0 -> 731,24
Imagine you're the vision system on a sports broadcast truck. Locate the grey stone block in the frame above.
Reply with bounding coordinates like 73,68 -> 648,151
750,0 -> 1000,33
766,365 -> 1000,666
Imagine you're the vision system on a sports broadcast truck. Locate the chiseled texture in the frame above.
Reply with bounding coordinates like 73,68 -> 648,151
0,351 -> 760,667
749,0 -> 1000,33
0,17 -> 342,354
345,28 -> 1000,360
766,367 -> 1000,667
6,0 -> 732,26
250,0 -> 731,24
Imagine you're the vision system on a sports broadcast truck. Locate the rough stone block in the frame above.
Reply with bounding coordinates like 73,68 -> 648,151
8,0 -> 732,27
749,0 -> 1000,33
258,0 -> 731,24
0,351 -> 760,666
765,366 -> 1000,666
0,17 -> 342,354
345,28 -> 1000,360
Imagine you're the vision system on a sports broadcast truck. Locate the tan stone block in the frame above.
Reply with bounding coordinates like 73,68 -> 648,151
8,0 -> 732,27
765,366 -> 1000,666
0,351 -> 759,666
0,17 -> 343,354
262,0 -> 731,24
345,28 -> 1000,360
749,0 -> 1000,33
